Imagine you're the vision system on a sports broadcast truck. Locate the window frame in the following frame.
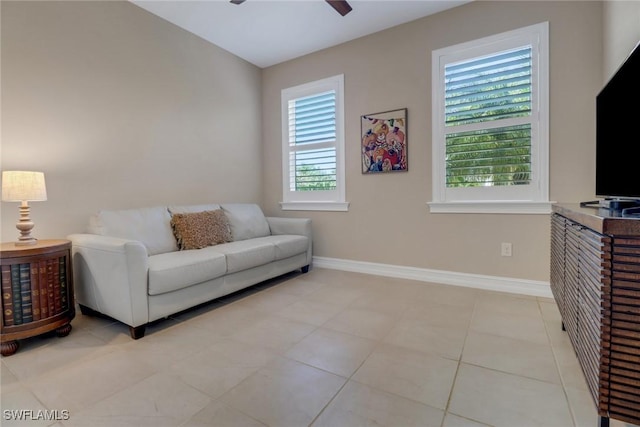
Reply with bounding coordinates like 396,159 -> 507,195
429,22 -> 552,214
280,74 -> 348,212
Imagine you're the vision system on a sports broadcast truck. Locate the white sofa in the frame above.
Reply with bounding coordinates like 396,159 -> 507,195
67,203 -> 312,339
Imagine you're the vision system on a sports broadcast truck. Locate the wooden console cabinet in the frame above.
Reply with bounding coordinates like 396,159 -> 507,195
0,240 -> 75,356
551,204 -> 640,426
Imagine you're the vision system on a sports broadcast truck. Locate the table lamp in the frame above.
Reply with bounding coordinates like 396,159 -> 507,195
1,171 -> 48,245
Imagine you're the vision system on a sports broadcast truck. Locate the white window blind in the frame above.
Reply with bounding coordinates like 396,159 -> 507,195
288,91 -> 337,192
445,46 -> 532,188
281,74 -> 347,211
430,22 -> 550,214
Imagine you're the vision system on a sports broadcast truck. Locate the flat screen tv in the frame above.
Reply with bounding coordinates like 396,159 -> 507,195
595,40 -> 640,201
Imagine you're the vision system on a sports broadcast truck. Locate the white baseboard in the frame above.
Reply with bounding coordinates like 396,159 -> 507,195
312,256 -> 552,298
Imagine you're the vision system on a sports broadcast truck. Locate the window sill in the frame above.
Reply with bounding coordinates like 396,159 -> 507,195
280,201 -> 350,212
427,201 -> 554,214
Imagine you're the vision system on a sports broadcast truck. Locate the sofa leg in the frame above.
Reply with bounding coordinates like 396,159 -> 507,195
129,325 -> 146,340
301,265 -> 310,273
79,304 -> 99,316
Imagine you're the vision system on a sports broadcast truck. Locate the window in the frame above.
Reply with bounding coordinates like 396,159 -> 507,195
429,22 -> 551,214
281,74 -> 348,211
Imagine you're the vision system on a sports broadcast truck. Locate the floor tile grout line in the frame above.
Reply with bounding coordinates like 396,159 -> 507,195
305,320 -> 405,427
316,293 -> 389,423
163,316 -> 290,426
300,286 -> 441,427
439,289 -> 480,427
538,297 -> 584,427
167,306 -> 284,427
2,269 -> 613,427
185,274 -> 359,427
305,376 -> 349,427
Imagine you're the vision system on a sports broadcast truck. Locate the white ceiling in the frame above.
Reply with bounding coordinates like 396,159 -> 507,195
130,0 -> 473,68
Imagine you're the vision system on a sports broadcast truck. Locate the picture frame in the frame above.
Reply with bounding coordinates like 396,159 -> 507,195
361,108 -> 408,173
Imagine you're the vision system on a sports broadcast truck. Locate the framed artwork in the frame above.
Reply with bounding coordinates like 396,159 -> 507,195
361,108 -> 407,174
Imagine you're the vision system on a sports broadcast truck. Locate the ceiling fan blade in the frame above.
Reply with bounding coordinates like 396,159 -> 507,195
326,0 -> 352,16
231,0 -> 351,16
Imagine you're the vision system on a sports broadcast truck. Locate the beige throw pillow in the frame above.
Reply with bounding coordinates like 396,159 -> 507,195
170,210 -> 232,250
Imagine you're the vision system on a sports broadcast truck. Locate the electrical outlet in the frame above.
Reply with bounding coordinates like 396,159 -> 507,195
501,242 -> 512,257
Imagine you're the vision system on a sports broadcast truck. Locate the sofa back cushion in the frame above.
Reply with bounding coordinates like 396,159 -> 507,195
88,206 -> 178,255
220,203 -> 271,241
167,204 -> 222,215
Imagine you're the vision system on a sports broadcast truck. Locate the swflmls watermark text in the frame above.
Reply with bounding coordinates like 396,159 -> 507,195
3,409 -> 70,421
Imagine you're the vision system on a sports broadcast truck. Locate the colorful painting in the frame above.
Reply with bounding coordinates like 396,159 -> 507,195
361,108 -> 407,173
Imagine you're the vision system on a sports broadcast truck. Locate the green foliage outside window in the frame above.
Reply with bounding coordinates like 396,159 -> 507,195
446,124 -> 531,187
294,164 -> 337,191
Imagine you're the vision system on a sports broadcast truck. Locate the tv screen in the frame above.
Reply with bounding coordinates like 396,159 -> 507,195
596,40 -> 640,199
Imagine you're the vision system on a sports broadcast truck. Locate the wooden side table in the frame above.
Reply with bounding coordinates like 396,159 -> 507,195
0,239 -> 75,356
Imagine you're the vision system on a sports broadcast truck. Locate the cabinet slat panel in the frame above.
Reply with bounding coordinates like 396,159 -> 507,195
577,322 -> 603,398
608,411 -> 640,426
552,208 -> 640,425
611,358 -> 640,373
610,233 -> 640,423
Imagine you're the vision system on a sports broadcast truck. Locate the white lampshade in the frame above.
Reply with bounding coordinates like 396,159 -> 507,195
2,171 -> 47,202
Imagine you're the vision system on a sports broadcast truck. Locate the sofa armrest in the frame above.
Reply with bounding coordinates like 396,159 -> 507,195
266,217 -> 312,238
67,233 -> 150,328
266,217 -> 313,266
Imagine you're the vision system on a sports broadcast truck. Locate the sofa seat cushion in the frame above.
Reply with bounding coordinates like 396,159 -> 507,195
254,235 -> 309,260
148,248 -> 227,295
208,240 -> 276,273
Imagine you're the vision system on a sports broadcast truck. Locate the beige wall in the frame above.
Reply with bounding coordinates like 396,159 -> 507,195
3,1 -> 631,285
1,1 -> 262,242
603,1 -> 640,81
262,1 -> 603,282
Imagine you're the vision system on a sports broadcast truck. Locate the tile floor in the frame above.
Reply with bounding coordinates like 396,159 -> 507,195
1,267 -> 638,427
